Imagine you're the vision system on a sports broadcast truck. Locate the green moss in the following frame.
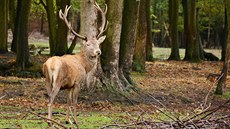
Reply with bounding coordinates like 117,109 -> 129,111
223,91 -> 230,99
0,120 -> 49,129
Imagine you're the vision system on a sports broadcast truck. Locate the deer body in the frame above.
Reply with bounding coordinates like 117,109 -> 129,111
43,36 -> 106,124
43,3 -> 107,125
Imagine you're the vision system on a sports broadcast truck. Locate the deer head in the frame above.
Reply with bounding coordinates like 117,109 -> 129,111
59,3 -> 108,62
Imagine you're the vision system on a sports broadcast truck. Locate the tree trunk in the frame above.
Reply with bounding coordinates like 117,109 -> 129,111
183,0 -> 200,62
119,0 -> 140,85
221,8 -> 228,61
80,0 -> 98,90
0,0 -> 8,53
80,0 -> 98,39
215,0 -> 230,95
146,0 -> 154,61
15,0 -> 32,70
133,0 -> 147,72
45,0 -> 57,55
9,0 -> 16,34
55,0 -> 70,56
101,0 -> 124,90
168,0 -> 180,60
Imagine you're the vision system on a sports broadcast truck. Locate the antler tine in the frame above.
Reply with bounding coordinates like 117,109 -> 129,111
59,6 -> 87,41
94,2 -> 108,39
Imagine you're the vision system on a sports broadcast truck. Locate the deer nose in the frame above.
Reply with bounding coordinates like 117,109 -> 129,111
96,50 -> 101,56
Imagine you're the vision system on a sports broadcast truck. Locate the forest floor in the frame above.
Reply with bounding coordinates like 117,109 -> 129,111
0,53 -> 229,128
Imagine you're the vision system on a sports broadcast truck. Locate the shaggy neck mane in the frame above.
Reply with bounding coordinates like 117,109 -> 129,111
76,51 -> 97,73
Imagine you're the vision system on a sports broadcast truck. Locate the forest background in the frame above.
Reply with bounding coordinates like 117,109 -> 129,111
0,0 -> 229,128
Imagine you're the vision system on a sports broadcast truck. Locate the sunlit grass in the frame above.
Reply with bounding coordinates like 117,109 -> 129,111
153,47 -> 221,60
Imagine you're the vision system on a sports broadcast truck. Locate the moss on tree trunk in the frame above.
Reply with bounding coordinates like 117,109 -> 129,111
133,0 -> 147,72
168,0 -> 180,61
15,0 -> 32,70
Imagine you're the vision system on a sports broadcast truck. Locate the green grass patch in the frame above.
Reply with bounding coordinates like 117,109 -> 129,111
0,120 -> 49,129
0,105 -> 129,129
153,47 -> 221,60
223,91 -> 230,99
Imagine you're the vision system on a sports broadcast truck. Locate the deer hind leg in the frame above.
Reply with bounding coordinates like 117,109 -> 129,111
72,84 -> 80,124
47,84 -> 61,122
66,88 -> 73,124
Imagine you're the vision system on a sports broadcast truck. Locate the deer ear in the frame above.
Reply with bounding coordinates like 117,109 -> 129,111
98,36 -> 106,44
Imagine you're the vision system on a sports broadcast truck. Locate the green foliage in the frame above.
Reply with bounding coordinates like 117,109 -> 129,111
31,0 -> 46,20
70,0 -> 80,11
197,0 -> 225,31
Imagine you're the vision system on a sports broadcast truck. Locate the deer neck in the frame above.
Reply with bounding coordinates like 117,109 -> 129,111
77,51 -> 97,73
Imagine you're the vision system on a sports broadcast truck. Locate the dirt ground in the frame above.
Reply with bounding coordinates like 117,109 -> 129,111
0,55 -> 229,108
0,54 -> 229,128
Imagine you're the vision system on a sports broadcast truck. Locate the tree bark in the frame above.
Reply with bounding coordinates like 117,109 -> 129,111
119,0 -> 140,85
168,0 -> 180,60
55,0 -> 70,56
15,0 -> 32,70
45,0 -> 57,55
133,0 -> 147,72
215,0 -> 230,95
221,7 -> 228,61
146,0 -> 154,61
9,0 -> 16,34
80,0 -> 98,39
80,0 -> 98,90
0,0 -> 8,53
183,0 -> 200,62
101,0 -> 124,90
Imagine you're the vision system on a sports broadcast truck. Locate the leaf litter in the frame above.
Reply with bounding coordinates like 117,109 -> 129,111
0,59 -> 229,128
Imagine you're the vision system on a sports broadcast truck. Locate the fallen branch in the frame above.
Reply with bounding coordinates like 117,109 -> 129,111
0,94 -> 6,99
27,110 -> 69,129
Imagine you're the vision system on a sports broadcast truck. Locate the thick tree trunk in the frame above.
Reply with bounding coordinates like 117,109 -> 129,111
146,0 -> 154,61
101,0 -> 124,90
55,0 -> 70,56
119,0 -> 140,85
0,0 -> 8,53
183,0 -> 200,62
221,8 -> 228,61
80,0 -> 98,39
45,0 -> 57,55
80,0 -> 98,90
15,0 -> 32,70
133,0 -> 147,72
168,0 -> 180,60
215,0 -> 230,95
9,0 -> 15,34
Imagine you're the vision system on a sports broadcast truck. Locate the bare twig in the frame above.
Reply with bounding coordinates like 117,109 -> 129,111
0,94 -> 6,99
184,100 -> 230,124
204,73 -> 224,108
27,110 -> 68,129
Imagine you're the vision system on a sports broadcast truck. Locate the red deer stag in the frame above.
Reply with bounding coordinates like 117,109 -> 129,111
43,2 -> 107,124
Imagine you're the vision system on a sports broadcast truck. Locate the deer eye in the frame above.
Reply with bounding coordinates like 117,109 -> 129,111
86,43 -> 90,46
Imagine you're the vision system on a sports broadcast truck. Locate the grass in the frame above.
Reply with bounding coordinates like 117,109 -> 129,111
222,91 -> 230,99
0,120 -> 48,129
153,47 -> 221,60
29,41 -> 221,60
0,105 -> 128,128
0,105 -> 181,128
29,41 -> 81,54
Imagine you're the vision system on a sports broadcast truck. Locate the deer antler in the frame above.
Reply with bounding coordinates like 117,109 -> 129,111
94,2 -> 108,39
59,6 -> 87,41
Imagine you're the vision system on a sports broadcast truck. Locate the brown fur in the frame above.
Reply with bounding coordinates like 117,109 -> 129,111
43,36 -> 106,124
